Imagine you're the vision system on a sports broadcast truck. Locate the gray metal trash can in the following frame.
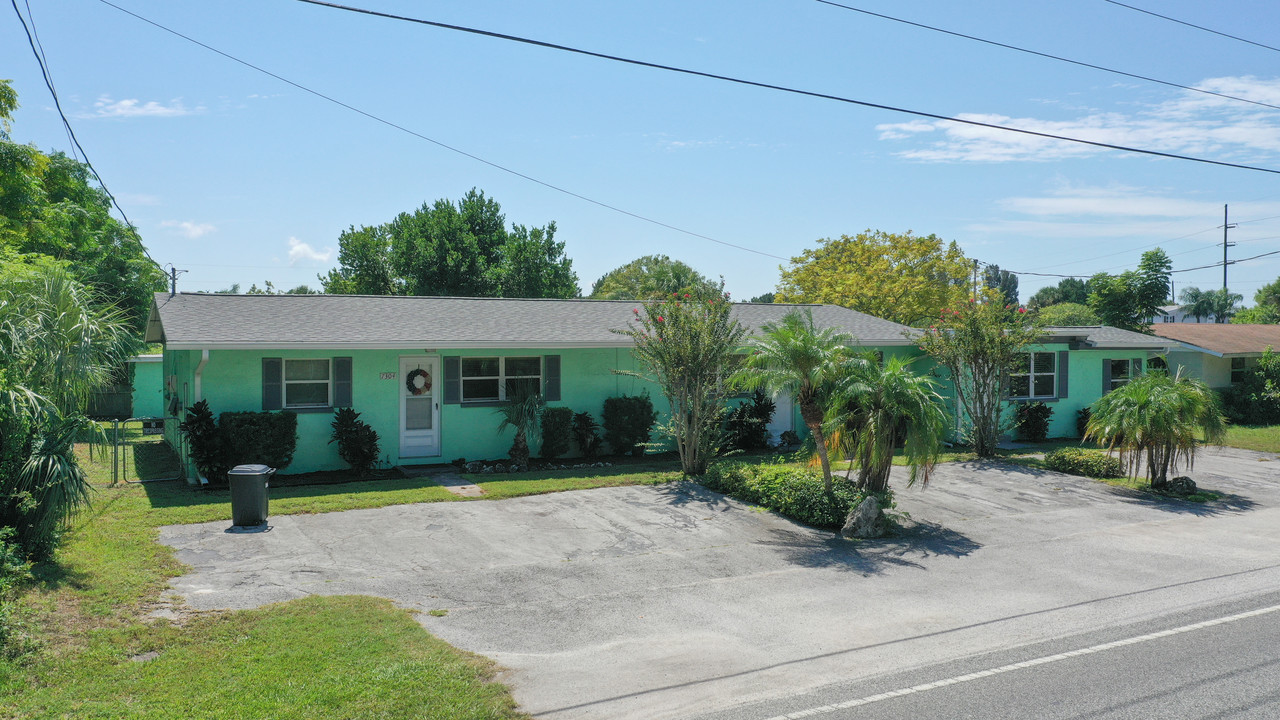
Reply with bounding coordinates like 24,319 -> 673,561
228,464 -> 274,527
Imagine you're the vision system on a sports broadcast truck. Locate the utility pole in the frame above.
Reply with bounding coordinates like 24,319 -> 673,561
166,265 -> 187,297
1221,204 -> 1237,290
972,259 -> 979,302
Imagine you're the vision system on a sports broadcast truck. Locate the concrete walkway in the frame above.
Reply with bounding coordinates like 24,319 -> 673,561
159,447 -> 1280,719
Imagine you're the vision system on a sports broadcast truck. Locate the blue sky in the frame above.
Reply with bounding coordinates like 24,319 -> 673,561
5,0 -> 1280,304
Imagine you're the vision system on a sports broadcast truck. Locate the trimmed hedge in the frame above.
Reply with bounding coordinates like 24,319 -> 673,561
602,394 -> 658,457
220,410 -> 298,471
1015,402 -> 1053,443
540,407 -> 574,459
1044,447 -> 1124,479
700,462 -> 860,529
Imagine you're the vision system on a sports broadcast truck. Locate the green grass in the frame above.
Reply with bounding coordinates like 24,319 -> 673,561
1,441 -> 681,719
1222,425 -> 1280,454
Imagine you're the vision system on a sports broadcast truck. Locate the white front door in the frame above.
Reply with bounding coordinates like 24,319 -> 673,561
767,392 -> 794,444
400,356 -> 441,458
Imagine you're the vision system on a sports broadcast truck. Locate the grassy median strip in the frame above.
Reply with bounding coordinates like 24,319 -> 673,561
1222,425 -> 1280,454
1,444 -> 678,719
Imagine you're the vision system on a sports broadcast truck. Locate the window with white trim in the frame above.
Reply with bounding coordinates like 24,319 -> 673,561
1009,352 -> 1056,399
284,358 -> 331,408
461,356 -> 541,402
1109,359 -> 1139,391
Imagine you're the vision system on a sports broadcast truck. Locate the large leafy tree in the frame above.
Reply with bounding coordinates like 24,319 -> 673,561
617,285 -> 745,476
1036,302 -> 1100,326
589,254 -> 718,300
1087,249 -> 1172,331
983,264 -> 1019,307
319,189 -> 578,298
1027,278 -> 1091,310
829,355 -> 947,494
918,294 -> 1043,458
776,230 -> 971,326
1085,369 -> 1225,487
732,310 -> 851,494
0,80 -> 164,334
1233,278 -> 1280,323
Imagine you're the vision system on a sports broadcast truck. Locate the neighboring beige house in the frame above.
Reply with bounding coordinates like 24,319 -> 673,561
1148,324 -> 1280,389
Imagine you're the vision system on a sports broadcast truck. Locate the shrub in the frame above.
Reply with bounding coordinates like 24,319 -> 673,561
572,411 -> 602,458
1015,402 -> 1053,442
1076,407 -> 1091,439
602,394 -> 658,457
539,407 -> 574,459
329,408 -> 380,477
779,430 -> 801,447
1219,348 -> 1280,425
1044,447 -> 1124,479
177,400 -> 229,481
723,391 -> 776,453
220,410 -> 298,472
700,461 -> 868,530
0,526 -> 37,661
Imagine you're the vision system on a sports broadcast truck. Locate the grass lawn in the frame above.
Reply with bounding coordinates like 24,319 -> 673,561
1,440 -> 679,719
1222,425 -> 1280,454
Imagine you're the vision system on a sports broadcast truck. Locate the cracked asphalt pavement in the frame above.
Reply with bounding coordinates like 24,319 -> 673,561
160,446 -> 1280,719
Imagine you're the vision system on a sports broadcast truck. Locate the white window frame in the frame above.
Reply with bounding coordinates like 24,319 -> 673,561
460,356 -> 542,403
1009,351 -> 1057,400
283,358 -> 332,409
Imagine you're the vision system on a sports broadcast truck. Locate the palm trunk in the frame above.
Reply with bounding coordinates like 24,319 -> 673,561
801,400 -> 833,495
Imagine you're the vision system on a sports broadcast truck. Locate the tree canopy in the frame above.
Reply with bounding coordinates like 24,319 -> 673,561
0,80 -> 164,335
1035,302 -> 1100,326
1027,278 -> 1091,310
983,264 -> 1019,307
1086,249 -> 1172,332
319,189 -> 578,298
588,254 -> 718,300
776,230 -> 971,326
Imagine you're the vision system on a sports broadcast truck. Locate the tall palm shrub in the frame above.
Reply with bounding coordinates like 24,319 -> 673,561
830,355 -> 947,493
616,285 -> 746,476
494,388 -> 543,467
0,265 -> 133,558
732,310 -> 851,494
1084,368 -> 1226,486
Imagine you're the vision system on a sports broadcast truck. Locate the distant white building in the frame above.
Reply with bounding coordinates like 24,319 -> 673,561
1147,304 -> 1218,324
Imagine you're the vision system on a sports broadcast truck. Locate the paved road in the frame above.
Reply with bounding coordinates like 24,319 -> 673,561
159,446 -> 1280,719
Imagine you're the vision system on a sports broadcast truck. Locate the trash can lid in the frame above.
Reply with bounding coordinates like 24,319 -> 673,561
228,464 -> 275,475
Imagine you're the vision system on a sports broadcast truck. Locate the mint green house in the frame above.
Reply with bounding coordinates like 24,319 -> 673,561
144,292 -> 919,480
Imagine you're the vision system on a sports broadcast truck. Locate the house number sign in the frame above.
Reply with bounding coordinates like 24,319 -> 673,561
379,372 -> 396,380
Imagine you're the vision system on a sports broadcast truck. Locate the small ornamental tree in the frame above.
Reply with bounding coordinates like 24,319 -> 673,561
615,283 -> 746,476
918,293 -> 1043,458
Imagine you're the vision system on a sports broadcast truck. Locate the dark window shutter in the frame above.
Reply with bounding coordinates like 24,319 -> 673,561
1132,358 -> 1143,377
333,357 -> 352,408
263,358 -> 282,411
543,355 -> 561,402
1057,350 -> 1069,399
443,356 -> 461,404
1101,358 -> 1112,395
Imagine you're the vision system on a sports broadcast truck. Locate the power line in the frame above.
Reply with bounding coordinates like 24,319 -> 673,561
1023,225 -> 1219,272
9,0 -> 161,270
295,0 -> 1280,176
1002,248 -> 1280,279
93,0 -> 787,262
1103,1 -> 1280,55
814,0 -> 1280,112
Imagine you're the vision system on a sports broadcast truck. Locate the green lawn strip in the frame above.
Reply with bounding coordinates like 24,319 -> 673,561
1222,425 -> 1280,454
1002,456 -> 1223,503
5,595 -> 526,720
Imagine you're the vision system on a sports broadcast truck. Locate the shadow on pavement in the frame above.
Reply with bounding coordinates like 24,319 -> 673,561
1106,486 -> 1257,516
758,521 -> 982,575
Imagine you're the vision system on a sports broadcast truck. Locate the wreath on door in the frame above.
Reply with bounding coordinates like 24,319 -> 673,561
405,368 -> 432,395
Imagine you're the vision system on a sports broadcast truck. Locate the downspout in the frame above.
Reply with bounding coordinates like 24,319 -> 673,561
191,349 -> 210,485
194,349 -> 209,402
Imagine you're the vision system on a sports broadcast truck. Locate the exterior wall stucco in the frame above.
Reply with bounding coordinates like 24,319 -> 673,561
1165,351 -> 1232,389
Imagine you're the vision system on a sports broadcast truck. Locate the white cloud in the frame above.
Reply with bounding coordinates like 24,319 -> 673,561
287,237 -> 332,265
86,96 -> 202,119
876,76 -> 1280,163
161,220 -> 216,239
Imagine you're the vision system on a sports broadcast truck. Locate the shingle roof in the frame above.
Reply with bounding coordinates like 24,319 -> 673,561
147,292 -> 919,349
1041,326 -> 1184,350
1148,323 -> 1280,356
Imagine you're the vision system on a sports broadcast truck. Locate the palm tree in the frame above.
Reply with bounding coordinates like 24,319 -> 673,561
493,387 -> 543,467
0,265 -> 132,557
1207,288 -> 1243,324
829,355 -> 948,494
1084,368 -> 1225,487
732,310 -> 851,494
1177,287 -> 1213,323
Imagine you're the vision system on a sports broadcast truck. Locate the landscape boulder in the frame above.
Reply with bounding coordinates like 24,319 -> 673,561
841,495 -> 885,539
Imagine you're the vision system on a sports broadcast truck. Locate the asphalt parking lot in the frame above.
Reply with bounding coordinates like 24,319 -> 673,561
160,446 -> 1280,719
